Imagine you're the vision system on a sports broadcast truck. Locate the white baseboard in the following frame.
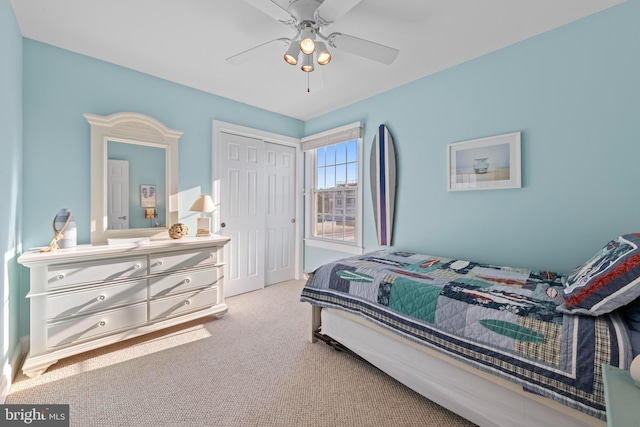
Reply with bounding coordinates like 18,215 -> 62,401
0,336 -> 29,404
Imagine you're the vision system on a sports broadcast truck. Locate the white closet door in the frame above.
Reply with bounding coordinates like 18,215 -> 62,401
218,132 -> 265,297
265,143 -> 296,285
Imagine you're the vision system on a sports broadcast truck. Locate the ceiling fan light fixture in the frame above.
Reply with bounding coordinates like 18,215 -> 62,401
283,41 -> 300,65
299,26 -> 316,55
315,42 -> 331,65
301,54 -> 314,72
300,38 -> 315,55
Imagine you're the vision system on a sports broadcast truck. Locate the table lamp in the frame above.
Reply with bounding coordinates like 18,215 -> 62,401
189,195 -> 215,237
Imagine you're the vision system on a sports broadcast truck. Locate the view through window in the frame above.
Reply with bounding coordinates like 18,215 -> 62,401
313,139 -> 358,242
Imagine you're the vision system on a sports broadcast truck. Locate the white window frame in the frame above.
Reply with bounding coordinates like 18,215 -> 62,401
303,122 -> 363,254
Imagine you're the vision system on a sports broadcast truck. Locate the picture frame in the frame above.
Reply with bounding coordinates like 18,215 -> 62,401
140,184 -> 156,207
447,132 -> 521,191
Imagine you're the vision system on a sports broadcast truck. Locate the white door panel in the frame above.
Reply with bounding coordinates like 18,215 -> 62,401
265,143 -> 296,285
219,132 -> 265,297
107,159 -> 129,230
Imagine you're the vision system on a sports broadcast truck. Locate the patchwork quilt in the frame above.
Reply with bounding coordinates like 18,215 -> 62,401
300,250 -> 633,420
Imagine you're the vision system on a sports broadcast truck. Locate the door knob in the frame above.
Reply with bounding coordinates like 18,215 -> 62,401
291,219 -> 295,223
221,223 -> 226,228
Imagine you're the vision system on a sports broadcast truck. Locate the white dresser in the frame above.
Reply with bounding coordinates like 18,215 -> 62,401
18,235 -> 230,377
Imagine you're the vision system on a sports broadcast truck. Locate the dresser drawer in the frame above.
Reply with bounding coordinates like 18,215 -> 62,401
149,287 -> 218,321
47,303 -> 147,349
47,257 -> 147,289
148,267 -> 218,299
149,249 -> 217,274
47,279 -> 147,321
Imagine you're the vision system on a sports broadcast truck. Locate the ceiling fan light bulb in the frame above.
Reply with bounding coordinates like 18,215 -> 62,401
317,52 -> 331,65
299,26 -> 316,54
301,54 -> 314,72
315,42 -> 331,65
300,38 -> 315,55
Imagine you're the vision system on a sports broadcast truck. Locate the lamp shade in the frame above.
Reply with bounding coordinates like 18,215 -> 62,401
315,42 -> 331,65
284,40 -> 300,65
300,27 -> 315,55
301,53 -> 314,72
189,195 -> 215,213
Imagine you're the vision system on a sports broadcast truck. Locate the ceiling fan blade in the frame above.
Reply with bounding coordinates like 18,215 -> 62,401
226,38 -> 289,65
328,33 -> 399,65
315,0 -> 363,25
243,0 -> 293,23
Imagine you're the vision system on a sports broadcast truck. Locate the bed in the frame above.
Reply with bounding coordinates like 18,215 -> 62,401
300,234 -> 640,427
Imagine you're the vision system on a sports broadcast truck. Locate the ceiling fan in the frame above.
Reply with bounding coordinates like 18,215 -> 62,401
227,0 -> 400,74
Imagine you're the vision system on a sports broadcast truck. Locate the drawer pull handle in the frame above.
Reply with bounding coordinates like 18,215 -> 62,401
134,264 -> 141,269
98,321 -> 107,327
184,300 -> 191,306
57,274 -> 65,280
208,254 -> 215,259
184,278 -> 191,284
97,295 -> 106,301
157,261 -> 163,266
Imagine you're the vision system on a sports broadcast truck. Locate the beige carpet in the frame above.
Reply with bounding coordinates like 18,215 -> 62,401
7,280 -> 476,427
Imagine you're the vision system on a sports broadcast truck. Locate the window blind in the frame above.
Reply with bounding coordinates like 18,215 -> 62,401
301,121 -> 362,152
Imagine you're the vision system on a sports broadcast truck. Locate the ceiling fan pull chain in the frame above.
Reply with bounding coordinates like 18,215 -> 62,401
307,72 -> 310,93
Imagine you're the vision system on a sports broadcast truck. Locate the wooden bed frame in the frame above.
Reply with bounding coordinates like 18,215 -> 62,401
309,305 -> 606,427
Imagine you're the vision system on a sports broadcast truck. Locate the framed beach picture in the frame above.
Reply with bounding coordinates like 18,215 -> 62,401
141,184 -> 156,207
447,132 -> 521,191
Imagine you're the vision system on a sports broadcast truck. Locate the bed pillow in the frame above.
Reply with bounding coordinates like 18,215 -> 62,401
557,233 -> 640,316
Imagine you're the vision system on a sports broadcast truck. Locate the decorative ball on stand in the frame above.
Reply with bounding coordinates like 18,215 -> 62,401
168,223 -> 189,239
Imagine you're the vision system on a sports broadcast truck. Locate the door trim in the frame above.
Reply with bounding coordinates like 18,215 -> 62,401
212,120 -> 303,281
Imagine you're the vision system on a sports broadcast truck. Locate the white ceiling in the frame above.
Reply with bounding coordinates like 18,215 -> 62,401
11,0 -> 624,121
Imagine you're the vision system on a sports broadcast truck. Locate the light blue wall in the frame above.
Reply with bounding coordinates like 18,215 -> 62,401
21,40 -> 304,338
22,39 -> 304,252
0,0 -> 23,390
305,1 -> 640,274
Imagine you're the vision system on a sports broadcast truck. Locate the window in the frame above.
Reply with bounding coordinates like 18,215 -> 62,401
303,122 -> 363,254
314,140 -> 358,241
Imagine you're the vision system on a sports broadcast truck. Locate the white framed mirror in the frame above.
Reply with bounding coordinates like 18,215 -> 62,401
85,112 -> 182,245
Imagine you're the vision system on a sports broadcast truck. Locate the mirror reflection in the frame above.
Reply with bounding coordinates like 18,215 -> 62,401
86,111 -> 181,245
107,140 -> 166,229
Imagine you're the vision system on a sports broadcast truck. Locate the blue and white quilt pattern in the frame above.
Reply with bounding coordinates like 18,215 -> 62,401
300,250 -> 633,420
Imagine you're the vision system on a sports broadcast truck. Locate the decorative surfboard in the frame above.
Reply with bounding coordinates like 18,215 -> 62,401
370,124 -> 397,246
